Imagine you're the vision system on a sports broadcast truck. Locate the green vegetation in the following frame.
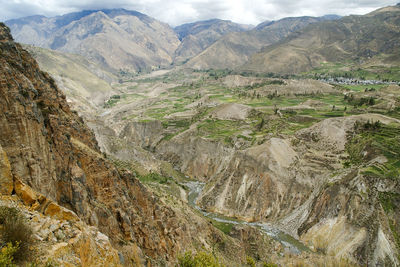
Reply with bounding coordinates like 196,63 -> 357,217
344,121 -> 400,180
210,220 -> 233,235
338,84 -> 387,92
0,242 -> 19,267
194,69 -> 293,79
345,135 -> 372,166
305,62 -> 400,82
197,119 -> 243,142
246,256 -> 256,267
137,172 -> 170,184
177,251 -> 224,267
344,94 -> 376,107
379,192 -> 400,213
103,95 -> 121,108
0,206 -> 33,262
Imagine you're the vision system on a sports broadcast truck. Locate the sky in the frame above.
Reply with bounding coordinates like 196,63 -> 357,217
0,0 -> 398,26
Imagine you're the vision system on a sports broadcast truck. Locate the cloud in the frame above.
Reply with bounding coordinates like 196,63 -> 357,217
0,0 -> 398,26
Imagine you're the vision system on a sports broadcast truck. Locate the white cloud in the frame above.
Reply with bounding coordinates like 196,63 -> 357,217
0,0 -> 398,26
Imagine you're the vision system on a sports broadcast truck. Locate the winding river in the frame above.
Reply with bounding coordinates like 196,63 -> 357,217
185,181 -> 310,254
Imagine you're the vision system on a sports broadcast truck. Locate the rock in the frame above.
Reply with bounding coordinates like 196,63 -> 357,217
39,228 -> 50,239
54,229 -> 65,241
44,202 -> 79,222
95,231 -> 109,244
49,223 -> 59,232
14,178 -> 38,205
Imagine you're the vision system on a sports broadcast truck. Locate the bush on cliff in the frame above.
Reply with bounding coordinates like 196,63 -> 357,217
177,251 -> 224,267
0,242 -> 19,266
0,206 -> 33,261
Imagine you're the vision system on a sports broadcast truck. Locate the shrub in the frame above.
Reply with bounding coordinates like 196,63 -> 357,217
137,172 -> 169,184
0,206 -> 33,261
177,251 -> 224,267
246,256 -> 256,267
0,242 -> 19,267
263,262 -> 278,267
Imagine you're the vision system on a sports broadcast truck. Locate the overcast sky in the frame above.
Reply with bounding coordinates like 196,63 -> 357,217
1,0 -> 398,26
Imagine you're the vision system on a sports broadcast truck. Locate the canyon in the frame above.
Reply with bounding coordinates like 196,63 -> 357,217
1,3 -> 400,267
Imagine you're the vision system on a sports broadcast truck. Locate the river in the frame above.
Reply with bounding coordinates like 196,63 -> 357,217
184,181 -> 310,255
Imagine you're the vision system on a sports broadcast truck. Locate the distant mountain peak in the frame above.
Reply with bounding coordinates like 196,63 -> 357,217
320,14 -> 341,20
50,8 -> 150,28
174,18 -> 250,40
5,9 -> 180,72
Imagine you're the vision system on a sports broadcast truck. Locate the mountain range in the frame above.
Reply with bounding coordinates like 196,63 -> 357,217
4,9 -> 348,74
6,9 -> 180,72
185,15 -> 340,70
6,5 -> 400,74
241,6 -> 400,73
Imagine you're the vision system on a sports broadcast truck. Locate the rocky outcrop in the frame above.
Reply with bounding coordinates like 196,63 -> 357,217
0,195 -> 123,266
158,131 -> 313,221
209,103 -> 253,121
0,139 -> 121,265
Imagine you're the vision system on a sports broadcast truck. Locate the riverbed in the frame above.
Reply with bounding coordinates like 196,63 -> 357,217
184,181 -> 310,254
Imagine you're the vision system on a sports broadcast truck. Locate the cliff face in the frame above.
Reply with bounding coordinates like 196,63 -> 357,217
0,22 -> 203,264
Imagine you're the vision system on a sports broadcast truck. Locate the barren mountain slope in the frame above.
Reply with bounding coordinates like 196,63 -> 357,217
6,9 -> 181,72
185,15 -> 339,70
242,5 -> 400,73
174,19 -> 252,64
24,45 -> 117,116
